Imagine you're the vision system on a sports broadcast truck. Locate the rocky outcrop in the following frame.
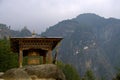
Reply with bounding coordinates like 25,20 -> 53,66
0,72 -> 4,79
2,68 -> 31,80
2,64 -> 66,80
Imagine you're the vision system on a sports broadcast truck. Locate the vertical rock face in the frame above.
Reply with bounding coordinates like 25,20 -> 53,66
2,64 -> 66,80
41,13 -> 120,79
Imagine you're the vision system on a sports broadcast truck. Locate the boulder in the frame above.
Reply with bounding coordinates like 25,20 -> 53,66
2,64 -> 66,80
24,64 -> 66,80
0,72 -> 4,78
2,68 -> 31,80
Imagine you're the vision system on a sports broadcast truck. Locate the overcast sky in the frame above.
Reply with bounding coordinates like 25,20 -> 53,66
0,0 -> 120,33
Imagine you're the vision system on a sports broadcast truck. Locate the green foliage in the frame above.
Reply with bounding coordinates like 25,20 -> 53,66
57,62 -> 81,80
57,62 -> 95,80
82,69 -> 96,80
0,39 -> 18,72
113,68 -> 120,80
113,73 -> 120,80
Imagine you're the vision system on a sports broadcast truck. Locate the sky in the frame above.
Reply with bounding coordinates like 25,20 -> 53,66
0,0 -> 120,33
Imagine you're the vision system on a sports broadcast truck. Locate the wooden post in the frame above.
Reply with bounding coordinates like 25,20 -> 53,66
53,43 -> 60,64
19,49 -> 23,68
43,55 -> 46,64
47,50 -> 52,64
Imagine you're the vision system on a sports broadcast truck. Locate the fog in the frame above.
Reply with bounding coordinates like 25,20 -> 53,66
0,0 -> 120,33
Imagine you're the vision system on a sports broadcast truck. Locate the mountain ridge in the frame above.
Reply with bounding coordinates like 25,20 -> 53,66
1,13 -> 120,79
0,24 -> 32,38
41,13 -> 120,79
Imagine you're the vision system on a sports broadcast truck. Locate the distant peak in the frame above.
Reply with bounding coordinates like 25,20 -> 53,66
76,13 -> 104,19
79,13 -> 98,16
77,13 -> 99,17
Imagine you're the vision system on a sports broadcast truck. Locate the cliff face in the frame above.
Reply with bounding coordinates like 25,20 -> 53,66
41,13 -> 120,79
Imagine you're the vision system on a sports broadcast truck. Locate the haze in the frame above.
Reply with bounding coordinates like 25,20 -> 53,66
0,0 -> 120,33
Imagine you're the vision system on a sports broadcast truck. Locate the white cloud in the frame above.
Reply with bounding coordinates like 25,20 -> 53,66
0,0 -> 120,33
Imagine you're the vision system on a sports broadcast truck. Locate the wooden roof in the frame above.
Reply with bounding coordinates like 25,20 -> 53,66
10,37 -> 63,53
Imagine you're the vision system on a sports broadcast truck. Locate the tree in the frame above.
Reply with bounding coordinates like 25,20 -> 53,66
82,69 -> 96,80
113,73 -> 120,80
57,62 -> 81,80
0,39 -> 18,72
112,68 -> 120,80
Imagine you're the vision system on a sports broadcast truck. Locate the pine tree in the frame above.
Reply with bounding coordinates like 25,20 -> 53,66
0,39 -> 18,72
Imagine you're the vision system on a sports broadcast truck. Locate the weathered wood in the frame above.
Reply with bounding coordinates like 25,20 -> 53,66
10,38 -> 62,53
47,50 -> 52,64
19,49 -> 23,68
43,55 -> 46,64
10,37 -> 63,67
28,50 -> 40,65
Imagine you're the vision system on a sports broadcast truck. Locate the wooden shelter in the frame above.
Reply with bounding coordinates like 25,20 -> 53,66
10,37 -> 63,67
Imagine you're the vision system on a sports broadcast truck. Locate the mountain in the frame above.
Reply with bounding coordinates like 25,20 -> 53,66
41,13 -> 120,79
0,24 -> 32,38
